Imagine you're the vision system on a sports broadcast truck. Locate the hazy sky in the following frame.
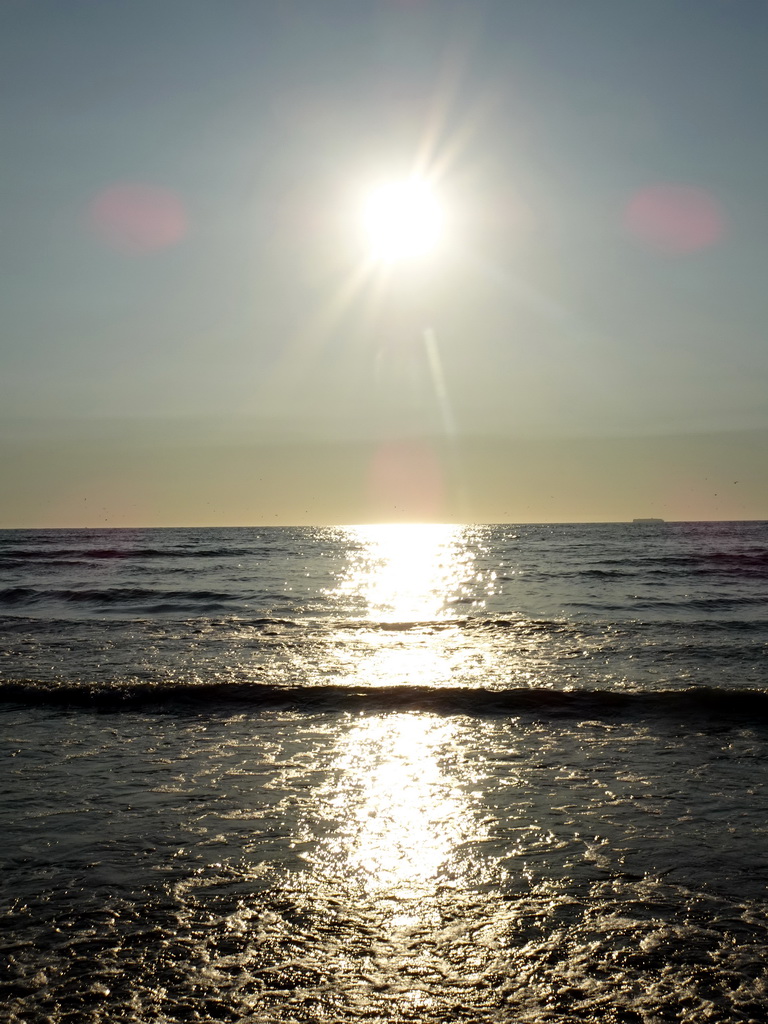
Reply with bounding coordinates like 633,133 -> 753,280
2,0 -> 767,526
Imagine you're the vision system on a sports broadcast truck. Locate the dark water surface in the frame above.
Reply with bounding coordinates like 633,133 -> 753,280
2,523 -> 767,1022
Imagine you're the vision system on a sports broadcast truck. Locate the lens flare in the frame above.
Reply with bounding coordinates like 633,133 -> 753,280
89,183 -> 187,253
625,184 -> 724,254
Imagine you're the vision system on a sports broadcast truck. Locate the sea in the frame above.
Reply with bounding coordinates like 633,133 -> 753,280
1,521 -> 767,1023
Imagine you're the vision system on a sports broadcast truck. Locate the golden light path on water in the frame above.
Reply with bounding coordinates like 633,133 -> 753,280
335,523 -> 484,623
306,524 -> 492,961
282,526 -> 590,1018
310,714 -> 487,906
324,523 -> 506,692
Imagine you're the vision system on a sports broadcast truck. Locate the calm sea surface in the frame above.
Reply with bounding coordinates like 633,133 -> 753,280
1,522 -> 767,1022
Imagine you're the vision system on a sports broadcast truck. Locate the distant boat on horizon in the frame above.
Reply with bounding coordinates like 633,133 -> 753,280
632,517 -> 665,524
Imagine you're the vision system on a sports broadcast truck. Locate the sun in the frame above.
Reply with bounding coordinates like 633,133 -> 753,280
363,178 -> 443,263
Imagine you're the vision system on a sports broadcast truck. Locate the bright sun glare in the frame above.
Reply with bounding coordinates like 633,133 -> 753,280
363,178 -> 443,262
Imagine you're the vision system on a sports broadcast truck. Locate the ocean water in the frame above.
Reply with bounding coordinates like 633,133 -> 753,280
1,522 -> 767,1023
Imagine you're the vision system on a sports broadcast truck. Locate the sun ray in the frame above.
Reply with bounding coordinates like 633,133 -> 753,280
422,326 -> 456,436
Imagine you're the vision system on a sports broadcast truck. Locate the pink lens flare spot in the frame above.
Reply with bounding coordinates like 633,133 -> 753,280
89,184 -> 188,252
625,185 -> 725,254
368,440 -> 444,520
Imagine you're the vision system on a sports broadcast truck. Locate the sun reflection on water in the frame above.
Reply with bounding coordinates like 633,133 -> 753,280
306,527 -> 492,935
336,523 -> 481,622
326,523 -> 496,689
310,714 -> 485,902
